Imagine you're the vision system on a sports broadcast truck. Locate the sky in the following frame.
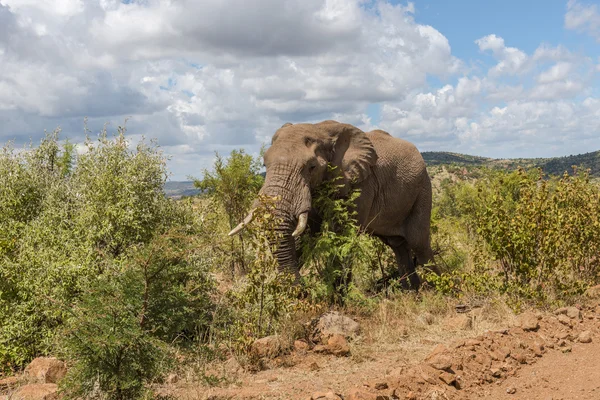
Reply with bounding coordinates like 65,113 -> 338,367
0,0 -> 599,180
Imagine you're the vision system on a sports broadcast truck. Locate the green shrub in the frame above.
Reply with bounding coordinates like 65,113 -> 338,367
0,126 -> 215,394
431,166 -> 600,304
300,167 -> 383,305
60,231 -> 213,400
193,149 -> 264,276
215,195 -> 300,355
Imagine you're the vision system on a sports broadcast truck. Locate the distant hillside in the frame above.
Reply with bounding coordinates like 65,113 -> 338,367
163,151 -> 600,198
422,150 -> 600,178
164,181 -> 200,198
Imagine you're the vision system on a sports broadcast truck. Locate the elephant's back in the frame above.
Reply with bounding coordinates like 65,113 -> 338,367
366,130 -> 427,177
360,129 -> 430,236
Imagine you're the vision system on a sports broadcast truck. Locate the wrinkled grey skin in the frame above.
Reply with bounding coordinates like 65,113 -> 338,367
239,120 -> 440,290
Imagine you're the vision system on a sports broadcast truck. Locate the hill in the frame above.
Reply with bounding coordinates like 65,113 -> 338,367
422,150 -> 600,177
164,181 -> 200,198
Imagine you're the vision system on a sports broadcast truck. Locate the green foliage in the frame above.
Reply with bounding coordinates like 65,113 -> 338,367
474,167 -> 600,302
193,149 -> 264,276
300,166 -> 382,305
0,127 -> 214,400
60,232 -> 213,400
215,195 -> 300,354
430,166 -> 600,304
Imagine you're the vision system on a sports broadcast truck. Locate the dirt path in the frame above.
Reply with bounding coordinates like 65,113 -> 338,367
473,338 -> 600,400
162,301 -> 600,400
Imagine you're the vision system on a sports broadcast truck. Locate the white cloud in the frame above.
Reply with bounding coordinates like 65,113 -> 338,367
565,0 -> 600,41
0,1 -> 599,178
476,34 -> 529,76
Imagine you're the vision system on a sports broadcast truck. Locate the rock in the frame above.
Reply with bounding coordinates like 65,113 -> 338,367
532,342 -> 545,357
427,355 -> 453,371
312,312 -> 361,343
294,340 -> 309,352
566,307 -> 581,320
166,373 -> 179,384
420,312 -> 434,325
445,315 -> 472,330
425,344 -> 449,360
374,382 -> 388,390
506,387 -> 517,394
554,307 -> 568,315
439,371 -> 456,385
251,335 -> 286,359
405,392 -> 417,400
11,383 -> 58,400
311,391 -> 342,400
464,339 -> 481,346
557,314 -> 572,326
0,376 -> 19,391
578,330 -> 592,343
519,312 -> 540,331
326,334 -> 350,357
24,358 -> 67,384
585,284 -> 600,298
346,388 -> 389,400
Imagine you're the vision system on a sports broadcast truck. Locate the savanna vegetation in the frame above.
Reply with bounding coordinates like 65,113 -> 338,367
1,129 -> 599,399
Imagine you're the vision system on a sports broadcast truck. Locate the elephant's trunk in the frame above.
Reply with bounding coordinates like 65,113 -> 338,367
258,164 -> 312,279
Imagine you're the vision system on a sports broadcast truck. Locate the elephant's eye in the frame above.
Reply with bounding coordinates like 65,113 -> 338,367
308,164 -> 316,173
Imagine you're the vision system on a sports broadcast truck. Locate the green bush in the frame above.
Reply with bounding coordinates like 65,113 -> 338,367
300,167 -> 383,305
60,232 -> 213,400
0,127 -> 215,399
193,149 -> 264,276
430,166 -> 600,304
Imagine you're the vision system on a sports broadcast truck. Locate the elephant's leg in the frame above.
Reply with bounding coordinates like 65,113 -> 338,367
381,236 -> 420,290
404,181 -> 440,276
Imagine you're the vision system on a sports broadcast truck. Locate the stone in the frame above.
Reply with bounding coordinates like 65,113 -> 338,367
585,284 -> 600,298
578,331 -> 592,343
532,342 -> 545,357
445,315 -> 472,331
405,392 -> 417,400
421,312 -> 434,325
294,340 -> 309,352
346,388 -> 389,400
0,376 -> 19,391
557,314 -> 572,326
326,334 -> 350,357
439,371 -> 456,385
427,355 -> 453,371
506,387 -> 517,394
374,382 -> 388,390
312,312 -> 361,343
566,307 -> 581,320
426,344 -> 449,360
166,373 -> 179,384
251,335 -> 286,359
519,312 -> 540,331
464,339 -> 481,346
24,358 -> 67,384
311,391 -> 342,400
554,307 -> 568,315
11,383 -> 58,400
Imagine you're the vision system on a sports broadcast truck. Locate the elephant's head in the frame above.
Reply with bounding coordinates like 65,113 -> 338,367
229,120 -> 378,278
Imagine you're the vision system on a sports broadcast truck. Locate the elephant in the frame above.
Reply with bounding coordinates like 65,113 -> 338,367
229,120 -> 440,290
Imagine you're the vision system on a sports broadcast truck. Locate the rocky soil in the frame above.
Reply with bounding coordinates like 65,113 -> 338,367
2,295 -> 600,400
180,300 -> 600,400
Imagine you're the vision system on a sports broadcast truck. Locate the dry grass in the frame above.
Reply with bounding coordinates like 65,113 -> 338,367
156,290 -> 518,399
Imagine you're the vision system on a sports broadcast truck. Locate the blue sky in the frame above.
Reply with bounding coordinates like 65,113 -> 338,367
0,0 -> 599,179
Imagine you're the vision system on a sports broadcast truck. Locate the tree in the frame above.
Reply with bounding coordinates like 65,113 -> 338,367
194,149 -> 264,275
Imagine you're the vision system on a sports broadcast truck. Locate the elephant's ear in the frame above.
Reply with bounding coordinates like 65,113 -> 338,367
316,121 -> 378,193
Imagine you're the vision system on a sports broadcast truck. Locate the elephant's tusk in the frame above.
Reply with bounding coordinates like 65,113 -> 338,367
228,210 -> 255,236
291,212 -> 308,238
